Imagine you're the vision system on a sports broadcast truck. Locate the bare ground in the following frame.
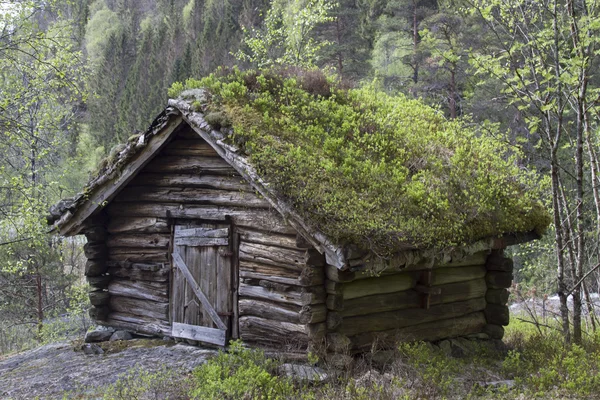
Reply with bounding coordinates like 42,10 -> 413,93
0,339 -> 217,399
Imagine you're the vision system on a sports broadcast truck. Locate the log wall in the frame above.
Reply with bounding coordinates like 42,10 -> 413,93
325,251 -> 502,353
96,125 -> 326,346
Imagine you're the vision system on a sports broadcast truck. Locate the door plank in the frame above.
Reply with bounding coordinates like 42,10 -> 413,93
172,322 -> 226,346
172,252 -> 227,330
174,237 -> 229,246
175,227 -> 229,238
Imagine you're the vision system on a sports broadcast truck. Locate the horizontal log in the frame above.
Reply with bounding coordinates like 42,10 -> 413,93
327,312 -> 343,330
87,275 -> 111,288
108,248 -> 169,263
432,265 -> 487,285
341,278 -> 487,318
339,298 -> 486,336
108,265 -> 169,282
106,233 -> 170,248
239,267 -> 323,287
239,260 -> 305,281
131,173 -> 251,191
115,187 -> 270,208
144,155 -> 234,174
84,228 -> 107,242
486,288 -> 509,305
85,260 -> 108,277
486,271 -> 513,289
239,242 -> 315,270
237,228 -> 304,250
84,242 -> 107,260
238,283 -> 325,306
107,218 -> 169,234
162,139 -> 218,156
89,306 -> 109,322
108,279 -> 168,302
357,251 -> 489,276
306,323 -> 326,340
240,278 -> 325,297
342,273 -> 415,300
239,316 -> 308,347
484,304 -> 510,326
238,299 -> 301,323
107,313 -> 170,336
107,203 -> 296,234
301,304 -> 327,324
109,296 -> 169,320
326,332 -> 352,353
349,312 -> 487,352
89,290 -> 110,306
484,324 -> 504,339
486,255 -> 514,272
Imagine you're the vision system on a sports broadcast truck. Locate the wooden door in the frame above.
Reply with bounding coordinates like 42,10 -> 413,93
170,223 -> 233,346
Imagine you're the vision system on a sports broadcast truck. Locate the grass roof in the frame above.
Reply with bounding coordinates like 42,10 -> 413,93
171,68 -> 550,255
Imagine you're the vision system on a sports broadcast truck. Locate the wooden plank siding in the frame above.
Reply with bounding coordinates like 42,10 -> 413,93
102,126 -> 325,348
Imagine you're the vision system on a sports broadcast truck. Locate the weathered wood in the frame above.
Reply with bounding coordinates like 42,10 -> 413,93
237,228 -> 303,250
108,248 -> 169,263
326,265 -> 355,282
486,288 -> 509,305
87,275 -> 111,288
172,252 -> 228,331
115,187 -> 271,208
89,305 -> 109,321
240,278 -> 324,297
327,312 -> 343,330
162,140 -> 218,156
85,260 -> 108,277
84,243 -> 107,260
339,298 -> 486,336
172,322 -> 226,346
326,293 -> 344,310
239,316 -> 308,346
106,260 -> 164,271
89,290 -> 110,306
486,255 -> 514,272
84,228 -> 107,242
175,237 -> 228,246
107,203 -> 296,234
326,281 -> 343,295
106,233 -> 170,248
109,296 -> 169,320
108,279 -> 168,302
341,278 -> 487,317
58,115 -> 184,236
175,227 -> 229,238
144,155 -> 234,174
107,312 -> 170,335
300,304 -> 327,324
432,265 -> 487,285
484,324 -> 504,339
326,332 -> 352,352
238,283 -> 325,306
239,267 -> 323,287
131,173 -> 251,191
486,271 -> 513,289
232,231 -> 240,340
107,218 -> 169,234
108,266 -> 169,282
349,312 -> 487,351
239,260 -> 303,280
239,242 -> 315,269
238,298 -> 301,323
342,273 -> 415,300
484,304 -> 510,326
306,323 -> 326,340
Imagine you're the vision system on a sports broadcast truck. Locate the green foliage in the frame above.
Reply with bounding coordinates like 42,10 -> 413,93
104,365 -> 191,400
397,342 -> 457,397
190,340 -> 297,400
173,68 -> 550,254
236,0 -> 337,68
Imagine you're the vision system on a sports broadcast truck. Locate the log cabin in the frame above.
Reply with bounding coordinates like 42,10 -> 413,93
48,70 -> 549,354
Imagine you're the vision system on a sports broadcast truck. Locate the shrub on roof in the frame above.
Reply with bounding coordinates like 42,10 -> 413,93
172,68 -> 550,255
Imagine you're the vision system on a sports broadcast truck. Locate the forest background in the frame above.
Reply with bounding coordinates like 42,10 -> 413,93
0,0 -> 598,352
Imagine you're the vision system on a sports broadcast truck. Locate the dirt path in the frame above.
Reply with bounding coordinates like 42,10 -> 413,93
0,339 -> 217,399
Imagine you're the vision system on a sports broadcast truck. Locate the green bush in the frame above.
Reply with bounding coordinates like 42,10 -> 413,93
190,340 -> 298,400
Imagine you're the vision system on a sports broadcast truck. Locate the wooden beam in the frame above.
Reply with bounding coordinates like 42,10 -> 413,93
172,322 -> 226,346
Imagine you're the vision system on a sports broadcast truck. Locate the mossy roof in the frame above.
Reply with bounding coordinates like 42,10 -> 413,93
170,68 -> 550,256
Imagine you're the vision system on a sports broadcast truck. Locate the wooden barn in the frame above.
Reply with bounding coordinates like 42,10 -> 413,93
48,74 -> 547,354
